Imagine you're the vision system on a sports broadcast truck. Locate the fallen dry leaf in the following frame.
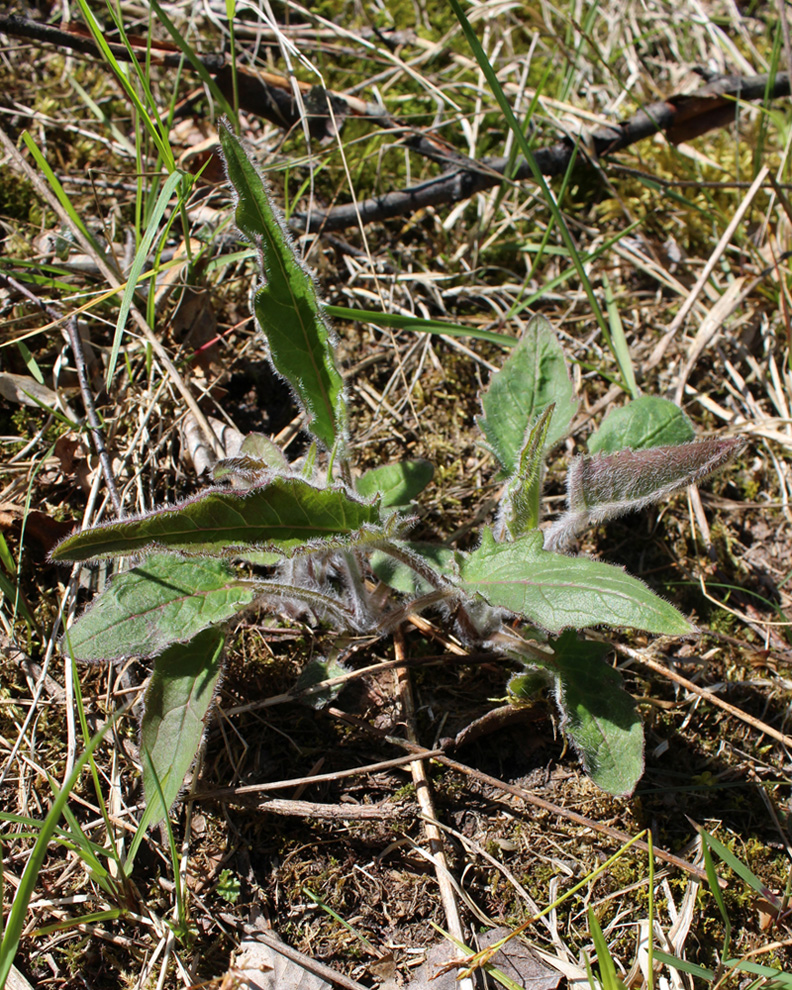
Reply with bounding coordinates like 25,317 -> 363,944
0,372 -> 76,420
0,502 -> 76,559
181,413 -> 245,475
223,939 -> 331,990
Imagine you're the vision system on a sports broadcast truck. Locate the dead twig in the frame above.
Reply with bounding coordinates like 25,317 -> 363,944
226,929 -> 370,990
230,797 -> 406,819
2,13 -> 787,235
327,707 -> 724,888
0,14 -> 224,69
613,644 -> 792,750
294,73 -> 790,232
393,627 -> 475,990
194,747 -> 447,800
65,316 -> 123,518
0,273 -> 123,518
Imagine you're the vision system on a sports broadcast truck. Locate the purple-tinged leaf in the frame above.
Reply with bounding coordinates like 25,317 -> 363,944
63,555 -> 255,661
52,476 -> 382,561
546,436 -> 745,550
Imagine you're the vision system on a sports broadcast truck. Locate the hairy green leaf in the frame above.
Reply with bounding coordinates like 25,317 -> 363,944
479,316 -> 576,475
495,404 -> 554,540
587,396 -> 695,454
356,459 -> 434,508
550,632 -> 643,795
141,627 -> 225,825
458,529 -> 691,635
220,122 -> 346,450
64,555 -> 255,660
52,477 -> 382,561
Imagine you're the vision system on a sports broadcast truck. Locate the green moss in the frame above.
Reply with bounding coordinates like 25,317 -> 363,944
0,174 -> 38,224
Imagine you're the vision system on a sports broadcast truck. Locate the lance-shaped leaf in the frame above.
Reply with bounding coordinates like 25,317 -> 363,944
356,459 -> 434,508
588,395 -> 695,454
479,315 -> 577,475
545,436 -> 745,550
52,476 -> 382,561
548,632 -> 644,795
63,555 -> 255,661
141,627 -> 225,825
494,404 -> 554,541
220,122 -> 347,450
458,529 -> 691,635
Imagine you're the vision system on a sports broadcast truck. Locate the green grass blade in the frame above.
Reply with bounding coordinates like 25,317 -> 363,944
601,272 -> 638,399
32,909 -> 123,938
148,0 -> 236,125
588,908 -> 627,990
108,169 -> 185,387
72,0 -> 175,171
651,949 -> 715,979
21,133 -> 110,265
0,718 -> 116,988
448,0 -> 614,370
324,305 -> 515,347
700,827 -> 774,900
516,221 -> 642,314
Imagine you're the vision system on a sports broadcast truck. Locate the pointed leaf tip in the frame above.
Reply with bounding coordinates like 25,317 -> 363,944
479,314 -> 577,475
141,627 -> 225,824
52,476 -> 382,561
569,435 -> 746,521
219,123 -> 347,450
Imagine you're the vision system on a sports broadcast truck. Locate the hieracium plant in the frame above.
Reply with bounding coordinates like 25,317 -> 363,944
53,121 -> 743,817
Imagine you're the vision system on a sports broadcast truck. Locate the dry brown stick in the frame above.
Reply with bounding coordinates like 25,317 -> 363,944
393,629 -> 475,990
221,650 -> 494,716
194,747 -> 447,800
236,930 -> 369,990
237,797 -> 406,819
438,754 -> 720,886
0,272 -> 124,517
0,14 -> 437,151
4,12 -> 788,236
327,707 -> 722,887
615,646 -> 792,750
295,72 -> 791,233
65,316 -> 124,518
0,14 -> 224,69
648,164 -> 770,372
